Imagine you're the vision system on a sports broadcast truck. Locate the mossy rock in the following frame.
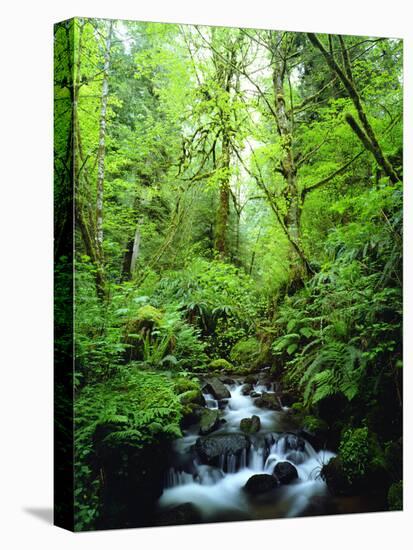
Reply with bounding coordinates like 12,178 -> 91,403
240,415 -> 261,434
179,389 -> 206,407
387,481 -> 403,511
230,338 -> 261,367
321,456 -> 353,496
199,409 -> 220,435
254,392 -> 281,411
208,358 -> 235,372
174,377 -> 200,395
136,304 -> 163,324
125,305 -> 163,339
244,374 -> 259,385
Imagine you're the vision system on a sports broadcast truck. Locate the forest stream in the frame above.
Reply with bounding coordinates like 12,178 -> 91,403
54,19 -> 403,531
158,375 -> 337,524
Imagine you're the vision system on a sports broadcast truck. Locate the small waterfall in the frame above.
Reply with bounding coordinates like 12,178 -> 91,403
239,447 -> 247,469
226,453 -> 237,474
195,465 -> 224,486
203,392 -> 218,410
165,468 -> 194,488
160,379 -> 336,520
249,444 -> 266,471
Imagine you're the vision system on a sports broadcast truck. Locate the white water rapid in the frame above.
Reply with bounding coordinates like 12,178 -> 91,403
159,380 -> 335,522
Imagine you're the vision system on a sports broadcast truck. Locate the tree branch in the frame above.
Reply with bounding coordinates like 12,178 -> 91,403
302,150 -> 365,198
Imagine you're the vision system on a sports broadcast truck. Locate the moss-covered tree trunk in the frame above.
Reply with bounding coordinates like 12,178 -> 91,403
214,134 -> 231,257
96,20 -> 113,260
270,33 -> 308,280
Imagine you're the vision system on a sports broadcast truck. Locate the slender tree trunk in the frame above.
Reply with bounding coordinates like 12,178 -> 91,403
211,29 -> 239,259
130,224 -> 141,273
215,134 -> 231,257
270,33 -> 307,278
72,20 -> 108,300
96,21 -> 113,258
249,228 -> 262,275
121,224 -> 141,281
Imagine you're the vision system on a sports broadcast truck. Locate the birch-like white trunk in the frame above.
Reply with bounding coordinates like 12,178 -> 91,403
130,223 -> 142,275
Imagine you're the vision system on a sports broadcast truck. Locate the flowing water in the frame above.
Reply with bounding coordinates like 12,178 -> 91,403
158,380 -> 336,523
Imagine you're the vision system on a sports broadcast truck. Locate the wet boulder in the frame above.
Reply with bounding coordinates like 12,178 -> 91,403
195,433 -> 250,465
240,415 -> 261,435
245,374 -> 259,385
273,461 -> 298,484
244,474 -> 278,495
179,389 -> 206,407
321,456 -> 352,496
241,383 -> 253,396
220,376 -> 236,385
254,392 -> 281,411
199,409 -> 220,436
203,377 -> 231,400
180,404 -> 205,429
250,391 -> 261,399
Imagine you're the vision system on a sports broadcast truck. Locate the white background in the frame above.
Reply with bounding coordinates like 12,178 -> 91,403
0,0 -> 411,548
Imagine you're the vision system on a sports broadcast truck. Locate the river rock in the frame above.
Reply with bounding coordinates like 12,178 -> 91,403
244,474 -> 278,495
241,383 -> 253,396
199,409 -> 220,435
180,404 -> 205,429
245,374 -> 259,385
220,376 -> 236,385
254,392 -> 281,411
179,389 -> 206,407
240,415 -> 261,434
156,502 -> 202,526
250,391 -> 261,398
203,377 -> 231,400
321,456 -> 352,496
195,433 -> 250,465
273,461 -> 298,484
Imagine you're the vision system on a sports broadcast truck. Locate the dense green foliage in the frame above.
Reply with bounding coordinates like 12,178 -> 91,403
54,18 -> 403,529
74,368 -> 183,529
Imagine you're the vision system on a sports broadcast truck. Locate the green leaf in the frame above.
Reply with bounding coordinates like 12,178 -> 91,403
287,343 -> 298,355
300,327 -> 313,338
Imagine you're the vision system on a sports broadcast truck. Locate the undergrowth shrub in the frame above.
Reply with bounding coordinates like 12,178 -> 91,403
74,368 -> 183,530
144,258 -> 266,358
272,184 -> 402,419
339,427 -> 370,483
